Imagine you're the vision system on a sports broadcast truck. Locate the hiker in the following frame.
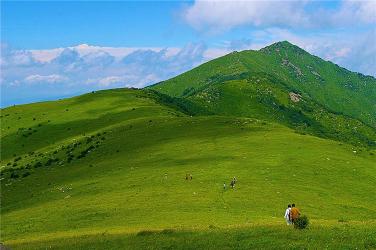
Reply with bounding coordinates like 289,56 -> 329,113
223,182 -> 226,190
185,173 -> 189,180
233,176 -> 237,184
284,204 -> 292,225
290,204 -> 301,224
230,180 -> 235,189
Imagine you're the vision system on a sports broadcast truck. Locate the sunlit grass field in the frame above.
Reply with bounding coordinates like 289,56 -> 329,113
1,89 -> 376,249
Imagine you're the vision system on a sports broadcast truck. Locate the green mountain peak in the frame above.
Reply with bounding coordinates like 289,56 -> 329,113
260,40 -> 308,55
150,40 -> 376,146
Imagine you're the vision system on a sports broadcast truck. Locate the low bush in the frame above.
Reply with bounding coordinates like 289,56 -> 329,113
33,162 -> 42,168
22,172 -> 31,178
137,230 -> 155,236
294,215 -> 309,229
45,158 -> 55,166
160,229 -> 175,234
10,172 -> 19,179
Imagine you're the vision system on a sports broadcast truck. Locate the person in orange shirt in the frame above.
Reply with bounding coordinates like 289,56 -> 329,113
290,203 -> 300,223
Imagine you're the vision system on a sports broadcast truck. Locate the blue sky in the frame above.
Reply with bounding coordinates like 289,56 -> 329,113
2,1 -> 196,49
1,0 -> 375,107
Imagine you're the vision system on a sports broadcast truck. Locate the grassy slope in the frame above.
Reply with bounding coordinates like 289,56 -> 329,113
150,41 -> 376,127
1,89 -> 376,249
181,79 -> 376,147
8,224 -> 376,249
149,42 -> 376,146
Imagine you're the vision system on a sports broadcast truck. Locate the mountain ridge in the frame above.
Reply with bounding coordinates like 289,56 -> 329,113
149,41 -> 376,146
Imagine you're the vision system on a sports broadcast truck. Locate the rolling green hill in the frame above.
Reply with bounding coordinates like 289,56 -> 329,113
1,42 -> 376,249
150,41 -> 376,146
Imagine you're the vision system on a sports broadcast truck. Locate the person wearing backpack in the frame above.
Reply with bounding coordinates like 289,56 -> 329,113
290,203 -> 301,224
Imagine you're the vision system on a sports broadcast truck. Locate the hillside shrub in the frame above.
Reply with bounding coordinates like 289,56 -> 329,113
34,162 -> 42,168
22,172 -> 31,178
294,215 -> 309,229
10,172 -> 19,179
137,230 -> 155,236
67,155 -> 74,163
45,158 -> 57,166
160,229 -> 175,234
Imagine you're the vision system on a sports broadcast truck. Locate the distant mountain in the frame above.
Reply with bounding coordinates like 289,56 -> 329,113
150,41 -> 376,146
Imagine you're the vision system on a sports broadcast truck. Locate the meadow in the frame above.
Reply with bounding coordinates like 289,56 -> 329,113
1,88 -> 376,249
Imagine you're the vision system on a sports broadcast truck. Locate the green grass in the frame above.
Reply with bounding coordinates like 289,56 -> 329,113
1,88 -> 376,249
181,79 -> 376,146
150,41 -> 376,140
7,224 -> 376,249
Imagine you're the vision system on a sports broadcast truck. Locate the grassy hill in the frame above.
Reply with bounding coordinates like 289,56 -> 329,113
1,88 -> 376,249
150,41 -> 376,147
1,42 -> 376,249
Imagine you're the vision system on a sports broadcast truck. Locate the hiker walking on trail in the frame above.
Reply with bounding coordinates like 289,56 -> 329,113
284,204 -> 292,225
290,204 -> 301,224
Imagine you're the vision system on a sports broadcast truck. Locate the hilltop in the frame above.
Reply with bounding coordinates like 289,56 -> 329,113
150,41 -> 376,146
1,42 -> 376,249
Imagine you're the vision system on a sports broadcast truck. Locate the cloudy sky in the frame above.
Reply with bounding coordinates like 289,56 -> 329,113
1,0 -> 375,107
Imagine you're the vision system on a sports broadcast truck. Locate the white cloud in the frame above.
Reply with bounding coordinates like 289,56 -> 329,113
30,44 -> 171,63
24,74 -> 68,84
182,0 -> 376,32
82,51 -> 115,66
333,0 -> 376,25
183,0 -> 309,32
203,48 -> 231,60
1,46 -> 38,67
96,76 -> 125,87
